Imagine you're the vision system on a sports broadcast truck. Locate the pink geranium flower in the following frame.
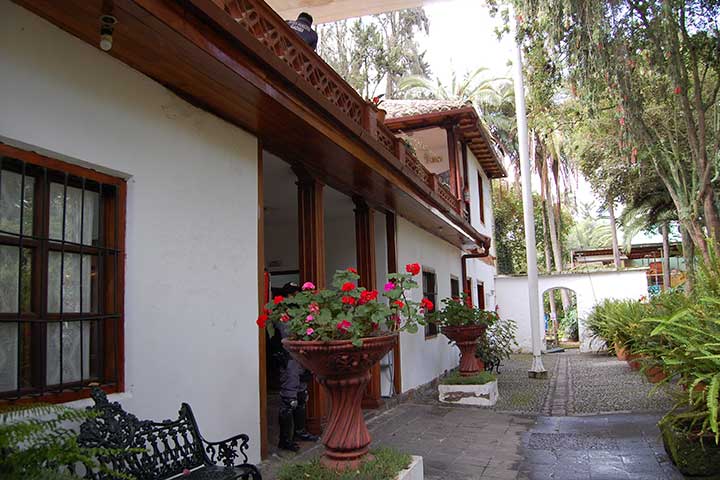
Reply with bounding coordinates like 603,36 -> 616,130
302,282 -> 315,290
306,315 -> 314,323
309,302 -> 320,313
306,327 -> 314,336
384,282 -> 395,292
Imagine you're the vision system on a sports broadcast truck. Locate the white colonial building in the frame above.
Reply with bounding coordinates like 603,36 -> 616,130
0,0 -> 503,462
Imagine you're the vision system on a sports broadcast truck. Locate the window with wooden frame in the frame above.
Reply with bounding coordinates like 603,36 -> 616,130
450,276 -> 460,300
422,268 -> 438,338
477,172 -> 485,225
0,144 -> 125,402
477,282 -> 486,310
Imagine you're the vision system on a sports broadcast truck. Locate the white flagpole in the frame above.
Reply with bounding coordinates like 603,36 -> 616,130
511,10 -> 546,378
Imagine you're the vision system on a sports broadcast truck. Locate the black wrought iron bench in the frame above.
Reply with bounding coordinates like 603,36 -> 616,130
73,387 -> 262,480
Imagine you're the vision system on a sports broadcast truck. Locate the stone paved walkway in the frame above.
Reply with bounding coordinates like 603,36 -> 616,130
259,351 -> 687,479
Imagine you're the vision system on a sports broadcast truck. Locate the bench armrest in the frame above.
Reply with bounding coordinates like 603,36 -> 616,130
201,432 -> 252,468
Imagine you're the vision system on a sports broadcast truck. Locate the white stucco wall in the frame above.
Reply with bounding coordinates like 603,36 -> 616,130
467,149 -> 494,250
1,2 -> 262,461
396,217 -> 464,391
495,270 -> 649,353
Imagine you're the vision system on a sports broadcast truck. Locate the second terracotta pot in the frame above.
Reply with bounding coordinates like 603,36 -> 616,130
441,325 -> 486,376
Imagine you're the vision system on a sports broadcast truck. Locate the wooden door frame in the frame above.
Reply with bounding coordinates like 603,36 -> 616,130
257,143 -> 268,459
295,167 -> 327,435
386,213 -> 402,395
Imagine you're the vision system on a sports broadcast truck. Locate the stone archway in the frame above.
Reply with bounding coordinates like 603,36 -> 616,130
495,269 -> 649,352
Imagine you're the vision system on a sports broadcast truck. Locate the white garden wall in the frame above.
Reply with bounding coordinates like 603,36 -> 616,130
495,270 -> 649,353
1,2 -> 261,461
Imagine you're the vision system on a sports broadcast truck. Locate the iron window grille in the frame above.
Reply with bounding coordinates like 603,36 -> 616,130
0,146 -> 124,400
422,269 -> 438,338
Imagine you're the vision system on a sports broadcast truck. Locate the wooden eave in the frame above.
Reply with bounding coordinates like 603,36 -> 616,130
13,0 -> 490,251
385,107 -> 507,179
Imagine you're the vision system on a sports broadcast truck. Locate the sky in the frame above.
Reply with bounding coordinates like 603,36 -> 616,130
420,1 -> 663,243
318,0 -> 662,244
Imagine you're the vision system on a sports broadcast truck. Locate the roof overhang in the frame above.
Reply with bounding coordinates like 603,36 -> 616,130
12,0 -> 489,251
262,0 -> 442,24
385,106 -> 507,179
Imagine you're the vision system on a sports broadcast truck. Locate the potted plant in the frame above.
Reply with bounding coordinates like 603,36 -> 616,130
258,264 -> 430,471
371,94 -> 386,123
642,287 -> 720,475
476,316 -> 518,373
430,294 -> 496,377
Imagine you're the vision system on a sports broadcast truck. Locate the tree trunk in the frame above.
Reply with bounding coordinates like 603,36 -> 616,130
541,200 -> 558,344
608,199 -> 621,269
680,225 -> 695,294
544,162 -> 570,314
661,223 -> 671,291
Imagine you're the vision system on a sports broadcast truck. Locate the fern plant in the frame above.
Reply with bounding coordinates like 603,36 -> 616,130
0,402 -> 130,479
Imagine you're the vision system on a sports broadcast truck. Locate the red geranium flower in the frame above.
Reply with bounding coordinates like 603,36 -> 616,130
337,319 -> 352,332
359,290 -> 378,304
273,295 -> 284,305
674,86 -> 682,95
347,267 -> 358,274
256,313 -> 268,329
341,282 -> 356,292
393,300 -> 405,309
405,263 -> 421,276
421,298 -> 434,312
342,295 -> 357,305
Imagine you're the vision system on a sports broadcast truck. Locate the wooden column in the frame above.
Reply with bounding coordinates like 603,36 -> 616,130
257,144 -> 268,459
295,168 -> 326,435
446,126 -> 461,199
355,198 -> 382,409
387,213 -> 402,395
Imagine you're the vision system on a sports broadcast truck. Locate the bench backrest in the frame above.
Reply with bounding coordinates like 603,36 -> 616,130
76,388 -> 207,479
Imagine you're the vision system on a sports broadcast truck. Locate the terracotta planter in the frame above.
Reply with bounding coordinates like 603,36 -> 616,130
627,353 -> 643,371
376,108 -> 387,124
614,341 -> 629,361
441,325 -> 486,376
644,365 -> 667,383
282,333 -> 397,471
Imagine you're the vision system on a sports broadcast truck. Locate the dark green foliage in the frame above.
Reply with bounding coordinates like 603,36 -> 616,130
429,295 -> 498,328
476,316 -> 519,369
586,243 -> 720,442
440,371 -> 496,386
277,447 -> 412,480
660,421 -> 720,477
0,403 -> 128,480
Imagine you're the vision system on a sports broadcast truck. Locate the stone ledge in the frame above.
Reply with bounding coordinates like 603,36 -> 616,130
438,380 -> 499,406
396,455 -> 423,480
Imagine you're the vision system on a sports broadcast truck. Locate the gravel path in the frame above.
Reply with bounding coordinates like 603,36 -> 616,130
568,351 -> 677,415
493,353 -> 559,414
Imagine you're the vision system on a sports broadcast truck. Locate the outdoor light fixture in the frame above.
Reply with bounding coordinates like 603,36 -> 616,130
99,15 -> 117,52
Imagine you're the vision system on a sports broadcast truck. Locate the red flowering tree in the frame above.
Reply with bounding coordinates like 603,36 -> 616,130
258,265 -> 432,346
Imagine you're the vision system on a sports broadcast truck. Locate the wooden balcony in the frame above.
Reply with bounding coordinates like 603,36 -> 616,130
15,0 -> 486,249
223,0 -> 463,216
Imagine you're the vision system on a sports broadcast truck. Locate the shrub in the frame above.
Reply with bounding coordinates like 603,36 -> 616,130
0,403 -> 127,480
476,316 -> 518,372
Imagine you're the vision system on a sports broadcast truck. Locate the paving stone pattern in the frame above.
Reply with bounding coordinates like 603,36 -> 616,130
259,351 -> 687,479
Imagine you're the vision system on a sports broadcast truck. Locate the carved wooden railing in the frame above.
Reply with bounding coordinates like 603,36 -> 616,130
221,0 -> 463,216
224,0 -> 364,126
437,183 -> 461,212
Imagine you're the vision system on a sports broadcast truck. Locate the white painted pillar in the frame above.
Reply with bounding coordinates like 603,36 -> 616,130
511,12 -> 546,377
